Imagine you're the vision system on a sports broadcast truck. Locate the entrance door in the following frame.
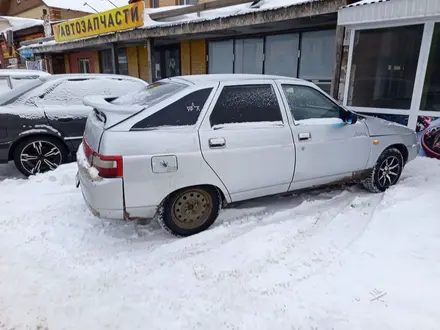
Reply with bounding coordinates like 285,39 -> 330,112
198,80 -> 295,202
276,81 -> 371,188
51,54 -> 66,74
153,44 -> 181,81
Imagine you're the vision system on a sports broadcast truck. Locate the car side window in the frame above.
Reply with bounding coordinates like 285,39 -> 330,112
282,84 -> 341,121
209,84 -> 282,126
131,88 -> 213,129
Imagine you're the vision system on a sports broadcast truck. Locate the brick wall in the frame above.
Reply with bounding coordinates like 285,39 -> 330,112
180,39 -> 207,75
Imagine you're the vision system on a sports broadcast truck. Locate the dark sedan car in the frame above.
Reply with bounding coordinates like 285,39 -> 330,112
0,74 -> 147,176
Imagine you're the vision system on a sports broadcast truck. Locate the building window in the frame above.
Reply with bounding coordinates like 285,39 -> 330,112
152,0 -> 159,8
78,58 -> 90,73
347,25 -> 424,110
421,23 -> 440,112
118,48 -> 129,76
179,0 -> 197,4
100,50 -> 113,74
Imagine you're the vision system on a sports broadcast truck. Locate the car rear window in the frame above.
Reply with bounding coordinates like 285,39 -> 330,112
111,81 -> 187,107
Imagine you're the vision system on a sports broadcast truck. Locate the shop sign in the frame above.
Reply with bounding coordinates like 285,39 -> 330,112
53,2 -> 145,43
20,47 -> 34,59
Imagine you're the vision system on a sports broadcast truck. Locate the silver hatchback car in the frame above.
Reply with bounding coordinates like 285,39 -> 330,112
76,74 -> 418,236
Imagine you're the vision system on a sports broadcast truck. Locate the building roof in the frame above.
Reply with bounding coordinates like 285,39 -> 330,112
42,0 -> 130,13
338,0 -> 439,26
142,0 -> 320,28
0,16 -> 43,32
343,0 -> 389,8
22,0 -> 344,53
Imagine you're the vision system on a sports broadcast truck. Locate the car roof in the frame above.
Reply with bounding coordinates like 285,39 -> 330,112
40,73 -> 145,82
170,74 -> 304,85
0,69 -> 51,77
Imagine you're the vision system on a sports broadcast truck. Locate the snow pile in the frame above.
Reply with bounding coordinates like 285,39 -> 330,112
42,0 -> 129,13
0,157 -> 439,329
0,16 -> 43,33
143,0 -> 320,29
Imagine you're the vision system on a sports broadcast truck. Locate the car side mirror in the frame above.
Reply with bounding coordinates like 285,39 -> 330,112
340,109 -> 358,125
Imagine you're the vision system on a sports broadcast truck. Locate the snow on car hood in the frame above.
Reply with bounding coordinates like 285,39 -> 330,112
360,115 -> 414,136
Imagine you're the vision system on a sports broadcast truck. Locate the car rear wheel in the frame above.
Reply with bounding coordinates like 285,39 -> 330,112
362,148 -> 404,193
157,186 -> 221,237
13,136 -> 67,177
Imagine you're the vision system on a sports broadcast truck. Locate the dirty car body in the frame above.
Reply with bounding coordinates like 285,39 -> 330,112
77,74 -> 418,236
0,74 -> 147,176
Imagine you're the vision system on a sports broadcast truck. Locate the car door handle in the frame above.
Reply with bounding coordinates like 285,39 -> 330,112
209,137 -> 226,149
298,132 -> 312,141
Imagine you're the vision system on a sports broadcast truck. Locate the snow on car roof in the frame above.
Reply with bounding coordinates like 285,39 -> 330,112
40,73 -> 146,82
170,74 -> 304,84
42,0 -> 130,13
0,69 -> 50,77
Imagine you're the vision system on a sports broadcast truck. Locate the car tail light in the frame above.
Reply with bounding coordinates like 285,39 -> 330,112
83,138 -> 123,178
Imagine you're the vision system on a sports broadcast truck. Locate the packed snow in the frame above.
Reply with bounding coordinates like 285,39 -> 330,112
42,0 -> 129,14
0,157 -> 440,329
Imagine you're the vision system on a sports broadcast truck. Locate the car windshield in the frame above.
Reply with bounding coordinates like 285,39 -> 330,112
111,81 -> 187,107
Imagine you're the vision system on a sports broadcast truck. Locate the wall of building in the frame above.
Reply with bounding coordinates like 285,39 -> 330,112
7,0 -> 42,16
180,39 -> 207,75
127,45 -> 150,81
14,5 -> 47,19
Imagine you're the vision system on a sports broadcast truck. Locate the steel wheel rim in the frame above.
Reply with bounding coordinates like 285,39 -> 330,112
20,141 -> 62,175
378,155 -> 400,188
171,189 -> 213,230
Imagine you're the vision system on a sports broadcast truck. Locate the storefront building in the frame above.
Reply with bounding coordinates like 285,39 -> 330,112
337,0 -> 440,159
22,0 -> 353,90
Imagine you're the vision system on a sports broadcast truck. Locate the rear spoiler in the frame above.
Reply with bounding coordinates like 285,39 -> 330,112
83,95 -> 145,129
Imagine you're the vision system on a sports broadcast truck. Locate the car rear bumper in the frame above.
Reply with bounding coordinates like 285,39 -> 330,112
77,146 -> 125,220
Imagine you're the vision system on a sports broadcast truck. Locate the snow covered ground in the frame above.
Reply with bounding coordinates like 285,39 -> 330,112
0,157 -> 439,330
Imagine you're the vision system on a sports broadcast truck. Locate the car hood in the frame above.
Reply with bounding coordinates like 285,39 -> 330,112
360,115 -> 414,136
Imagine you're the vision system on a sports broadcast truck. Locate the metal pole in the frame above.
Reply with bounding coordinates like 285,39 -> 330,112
111,43 -> 120,74
146,38 -> 153,83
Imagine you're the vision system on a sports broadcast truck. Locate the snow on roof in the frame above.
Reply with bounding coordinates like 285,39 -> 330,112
343,0 -> 390,8
143,0 -> 319,29
21,0 -> 322,49
42,0 -> 130,13
0,16 -> 44,32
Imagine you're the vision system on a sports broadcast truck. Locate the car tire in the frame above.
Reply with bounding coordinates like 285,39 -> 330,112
13,136 -> 68,177
157,186 -> 222,237
362,147 -> 404,193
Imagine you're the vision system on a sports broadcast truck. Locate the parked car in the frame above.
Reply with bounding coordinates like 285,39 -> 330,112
77,74 -> 419,237
0,69 -> 51,95
0,74 -> 147,176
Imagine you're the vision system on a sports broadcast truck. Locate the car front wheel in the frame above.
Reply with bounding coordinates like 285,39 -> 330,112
13,136 -> 67,177
157,186 -> 221,237
362,147 -> 404,193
